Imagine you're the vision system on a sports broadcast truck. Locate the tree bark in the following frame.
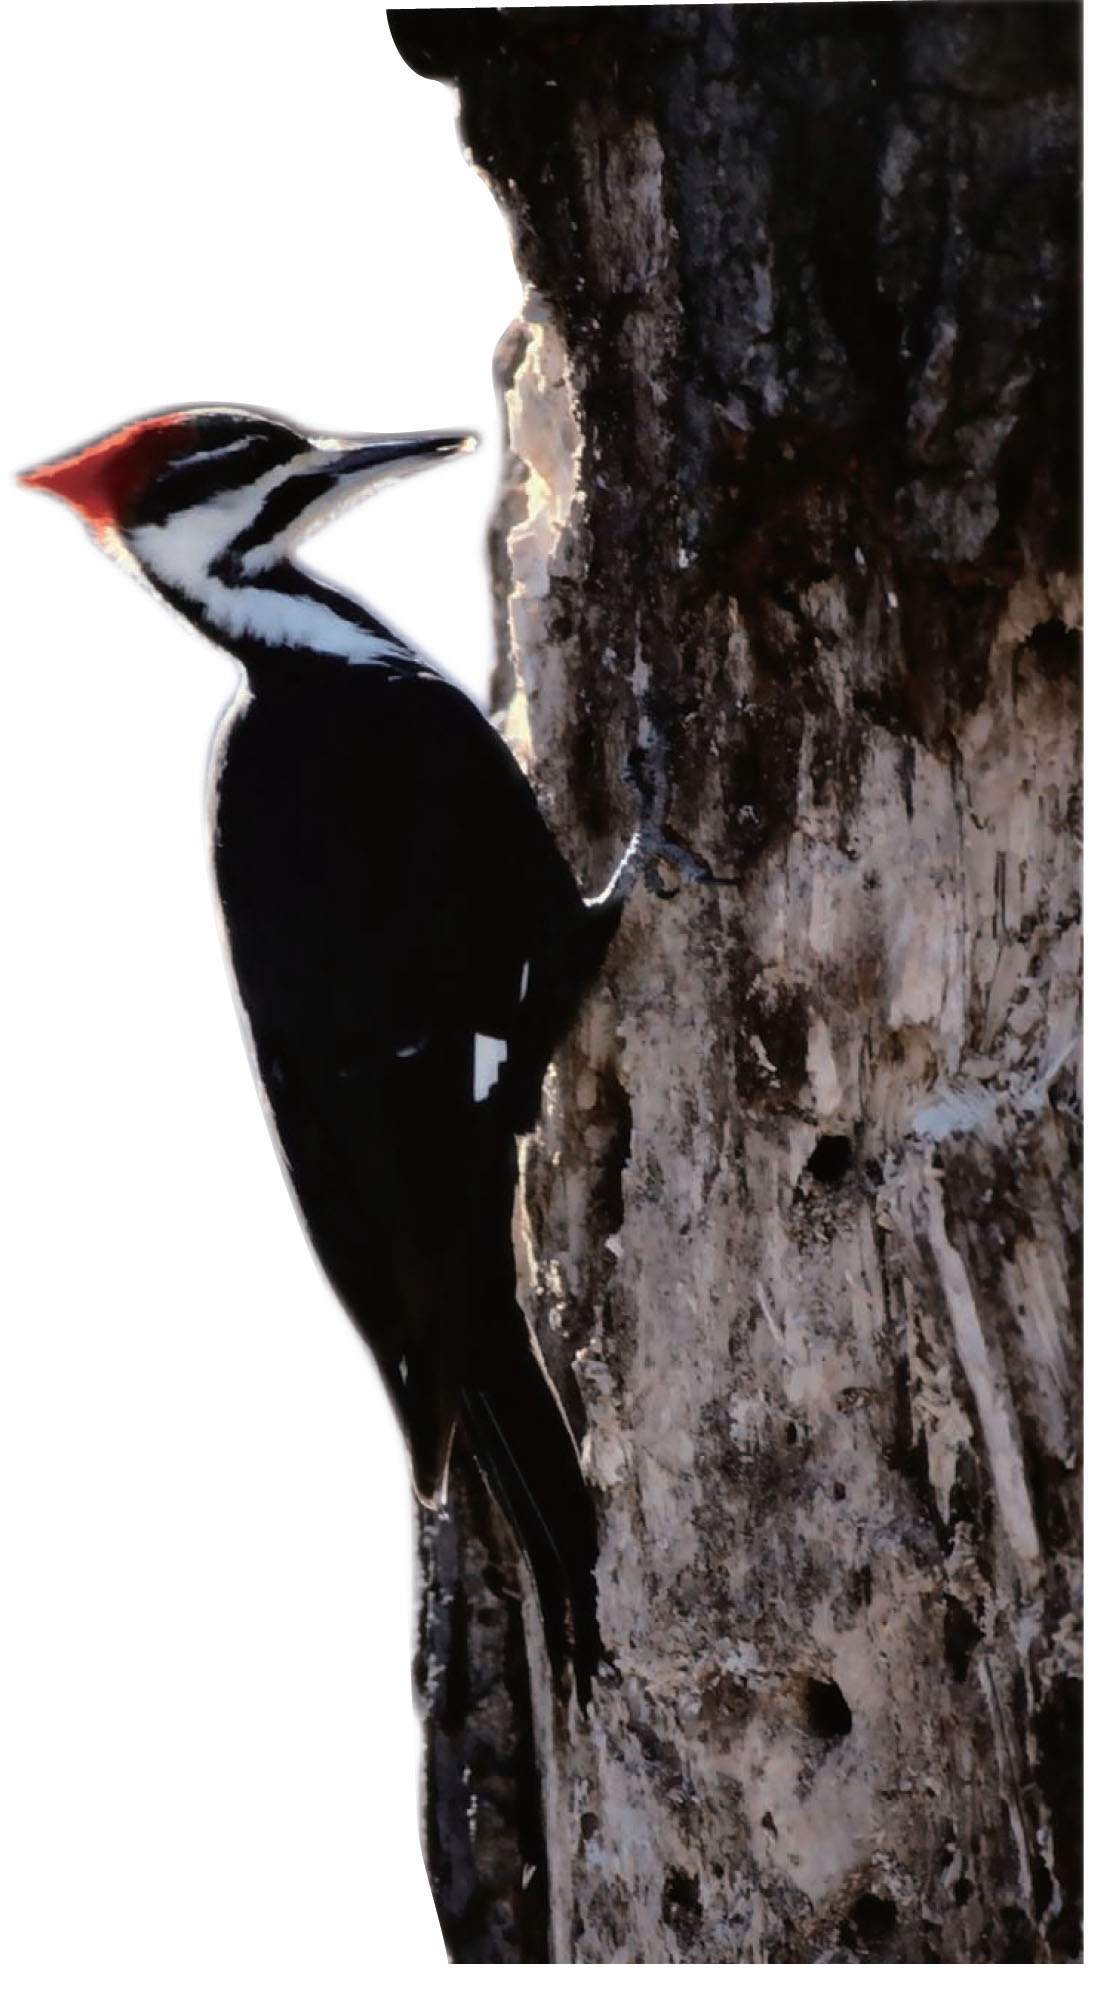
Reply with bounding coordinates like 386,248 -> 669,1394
392,4 -> 1081,1964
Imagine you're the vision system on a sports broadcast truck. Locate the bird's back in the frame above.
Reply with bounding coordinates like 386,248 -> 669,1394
213,669 -> 588,1065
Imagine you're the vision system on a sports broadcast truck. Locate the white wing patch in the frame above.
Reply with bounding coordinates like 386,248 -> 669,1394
519,959 -> 530,1002
474,1033 -> 508,1104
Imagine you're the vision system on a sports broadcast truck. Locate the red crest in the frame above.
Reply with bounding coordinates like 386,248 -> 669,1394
20,412 -> 196,536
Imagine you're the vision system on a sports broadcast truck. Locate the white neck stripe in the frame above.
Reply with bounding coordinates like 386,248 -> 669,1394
127,449 -> 410,664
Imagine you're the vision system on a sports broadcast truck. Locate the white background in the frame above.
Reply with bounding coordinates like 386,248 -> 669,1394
2,3 -> 520,1980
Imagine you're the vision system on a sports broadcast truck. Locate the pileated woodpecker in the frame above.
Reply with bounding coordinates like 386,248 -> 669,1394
22,405 -> 623,1703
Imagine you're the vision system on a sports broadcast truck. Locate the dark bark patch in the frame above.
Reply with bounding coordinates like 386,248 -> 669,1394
899,738 -> 916,822
714,697 -> 806,869
732,975 -> 810,1106
943,1593 -> 982,1682
1032,1672 -> 1082,1959
848,1563 -> 873,1612
802,1675 -> 852,1739
947,1444 -> 995,1561
886,1354 -> 948,1550
1025,618 -> 1081,684
587,1065 -> 634,1237
942,1145 -> 1036,1268
1020,1435 -> 1076,1560
703,426 -> 838,652
1002,1905 -> 1038,1964
894,564 -> 1011,740
662,1866 -> 702,1941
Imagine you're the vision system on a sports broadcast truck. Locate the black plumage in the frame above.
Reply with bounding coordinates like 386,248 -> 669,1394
213,660 -> 618,1697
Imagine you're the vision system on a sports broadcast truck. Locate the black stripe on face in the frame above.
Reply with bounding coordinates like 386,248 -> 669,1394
221,470 -> 337,566
129,420 -> 303,529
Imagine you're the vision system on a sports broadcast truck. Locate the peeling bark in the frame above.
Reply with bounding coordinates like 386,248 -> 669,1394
392,4 -> 1081,1963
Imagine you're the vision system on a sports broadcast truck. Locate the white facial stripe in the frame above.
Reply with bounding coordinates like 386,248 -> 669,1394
474,1034 -> 508,1104
134,447 -> 314,570
519,960 -> 530,1002
184,437 -> 260,470
128,448 -> 408,664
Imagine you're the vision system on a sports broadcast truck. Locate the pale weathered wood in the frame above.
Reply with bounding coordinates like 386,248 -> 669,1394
393,4 -> 1081,1962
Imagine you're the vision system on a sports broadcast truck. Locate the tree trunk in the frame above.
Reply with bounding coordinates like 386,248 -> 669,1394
391,4 -> 1081,1964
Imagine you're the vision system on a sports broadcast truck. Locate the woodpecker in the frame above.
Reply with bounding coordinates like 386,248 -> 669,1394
22,405 -> 623,1704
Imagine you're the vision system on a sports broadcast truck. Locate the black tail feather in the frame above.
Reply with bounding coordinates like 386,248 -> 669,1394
459,1318 -> 600,1707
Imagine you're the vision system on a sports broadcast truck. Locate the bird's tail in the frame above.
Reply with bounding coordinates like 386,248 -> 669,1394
459,1314 -> 601,1707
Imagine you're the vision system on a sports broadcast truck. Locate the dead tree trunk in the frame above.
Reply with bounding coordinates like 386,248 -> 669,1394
391,4 -> 1081,1963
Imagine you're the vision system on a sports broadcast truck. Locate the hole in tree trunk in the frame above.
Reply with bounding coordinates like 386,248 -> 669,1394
805,1133 -> 854,1183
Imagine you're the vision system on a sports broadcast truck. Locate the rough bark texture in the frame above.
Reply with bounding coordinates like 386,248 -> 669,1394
392,4 -> 1081,1964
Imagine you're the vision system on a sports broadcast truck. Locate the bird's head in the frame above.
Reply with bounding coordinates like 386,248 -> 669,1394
20,405 -> 475,602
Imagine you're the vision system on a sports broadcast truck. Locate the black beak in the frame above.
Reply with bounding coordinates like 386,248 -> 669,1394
326,433 -> 477,478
